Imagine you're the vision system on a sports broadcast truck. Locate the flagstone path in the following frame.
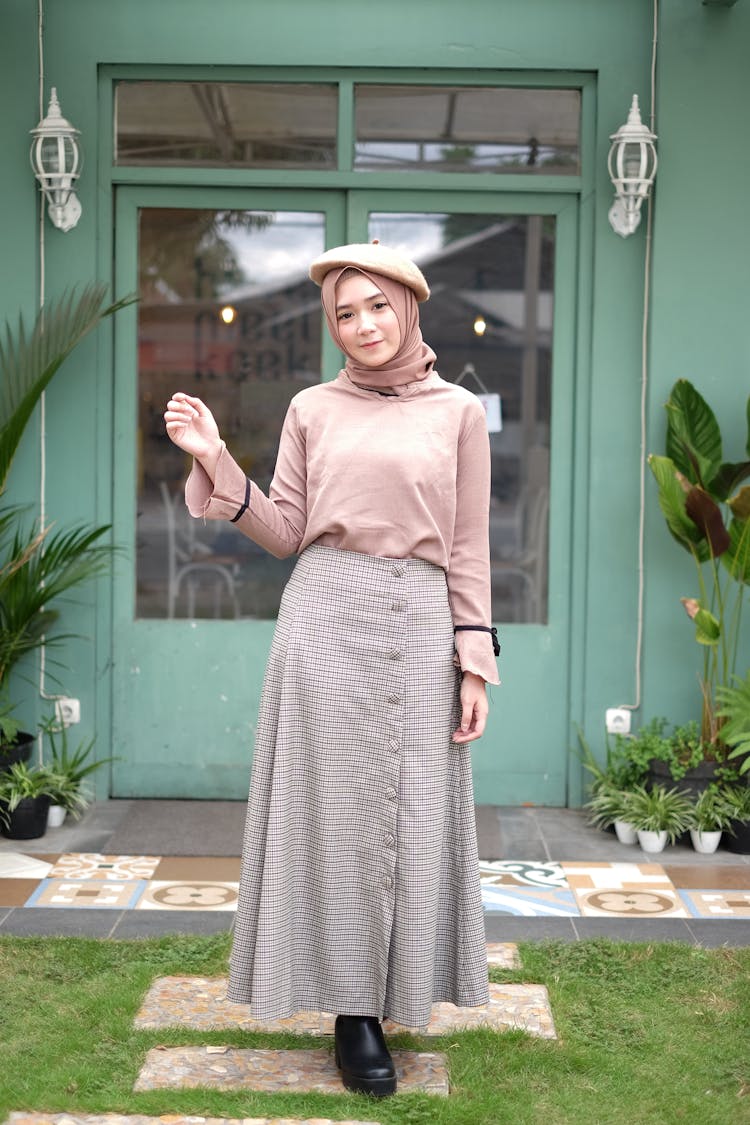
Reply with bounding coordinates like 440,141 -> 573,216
5,940 -> 555,1120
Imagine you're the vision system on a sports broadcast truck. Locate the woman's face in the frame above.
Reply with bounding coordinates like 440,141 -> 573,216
334,272 -> 401,367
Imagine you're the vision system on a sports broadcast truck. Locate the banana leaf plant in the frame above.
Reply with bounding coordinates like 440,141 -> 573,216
0,284 -> 134,721
648,379 -> 750,751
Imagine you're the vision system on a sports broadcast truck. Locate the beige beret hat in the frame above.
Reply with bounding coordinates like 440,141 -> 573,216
309,240 -> 430,302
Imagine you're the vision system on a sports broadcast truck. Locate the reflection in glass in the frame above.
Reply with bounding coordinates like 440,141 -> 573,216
356,87 -> 579,174
116,82 -> 337,168
136,208 -> 325,619
368,212 -> 553,623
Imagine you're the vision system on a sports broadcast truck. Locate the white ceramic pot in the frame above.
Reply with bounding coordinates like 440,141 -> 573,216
46,804 -> 67,828
614,820 -> 638,845
637,829 -> 668,853
690,828 -> 722,854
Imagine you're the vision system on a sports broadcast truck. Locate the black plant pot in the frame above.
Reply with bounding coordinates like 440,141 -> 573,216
648,757 -> 719,799
725,818 -> 750,855
0,731 -> 35,772
0,795 -> 51,840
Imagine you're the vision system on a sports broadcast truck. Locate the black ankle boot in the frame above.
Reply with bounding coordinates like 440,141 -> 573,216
334,1014 -> 397,1097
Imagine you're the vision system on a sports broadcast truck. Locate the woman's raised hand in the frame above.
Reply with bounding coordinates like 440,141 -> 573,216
164,392 -> 222,464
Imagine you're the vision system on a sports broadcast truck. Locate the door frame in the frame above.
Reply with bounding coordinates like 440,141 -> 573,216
107,184 -> 587,802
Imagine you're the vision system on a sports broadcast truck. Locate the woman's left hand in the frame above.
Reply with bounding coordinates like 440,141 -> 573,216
452,671 -> 488,744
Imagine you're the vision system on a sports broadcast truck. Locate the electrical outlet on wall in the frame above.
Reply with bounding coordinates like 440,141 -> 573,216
54,697 -> 81,727
605,708 -> 631,735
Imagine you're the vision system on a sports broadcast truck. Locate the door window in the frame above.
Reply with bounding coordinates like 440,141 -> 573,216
368,211 -> 552,623
136,207 -> 325,619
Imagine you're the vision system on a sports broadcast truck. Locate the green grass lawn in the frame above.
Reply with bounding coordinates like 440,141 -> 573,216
1,934 -> 748,1125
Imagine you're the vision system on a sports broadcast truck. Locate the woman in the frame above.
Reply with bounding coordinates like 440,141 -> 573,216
164,241 -> 500,1098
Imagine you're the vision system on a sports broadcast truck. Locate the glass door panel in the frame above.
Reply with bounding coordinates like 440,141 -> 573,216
112,188 -> 344,798
368,211 -> 552,623
136,208 -> 326,620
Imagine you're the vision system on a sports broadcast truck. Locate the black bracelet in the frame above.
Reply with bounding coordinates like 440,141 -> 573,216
230,477 -> 251,523
454,625 -> 500,657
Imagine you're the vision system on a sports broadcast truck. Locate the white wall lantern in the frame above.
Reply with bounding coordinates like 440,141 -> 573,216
607,95 -> 657,238
30,88 -> 83,232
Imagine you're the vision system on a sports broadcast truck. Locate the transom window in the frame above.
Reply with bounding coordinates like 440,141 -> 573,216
115,80 -> 580,174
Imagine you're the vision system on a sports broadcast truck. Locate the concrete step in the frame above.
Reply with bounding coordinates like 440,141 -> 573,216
134,976 -> 555,1038
133,1045 -> 449,1096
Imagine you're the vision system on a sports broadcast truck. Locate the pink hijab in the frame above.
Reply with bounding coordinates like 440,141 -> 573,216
320,267 -> 436,390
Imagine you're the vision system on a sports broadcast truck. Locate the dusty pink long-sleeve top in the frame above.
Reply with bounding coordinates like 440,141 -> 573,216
186,369 -> 500,684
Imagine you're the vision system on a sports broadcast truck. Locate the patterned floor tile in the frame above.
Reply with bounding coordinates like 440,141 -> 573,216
134,976 -> 554,1038
25,878 -> 147,909
153,856 -> 242,881
133,1045 -> 449,1096
479,860 -> 566,888
482,884 -> 579,916
47,854 -> 160,880
664,864 -> 750,890
0,853 -> 56,879
678,890 -> 750,918
7,1115 -> 383,1125
486,941 -> 521,967
561,861 -> 672,889
562,862 -> 686,918
136,881 -> 239,911
0,878 -> 42,906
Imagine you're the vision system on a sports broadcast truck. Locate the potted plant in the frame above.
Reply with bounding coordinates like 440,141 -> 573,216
723,785 -> 750,855
648,379 -> 750,758
638,717 -> 723,796
0,703 -> 34,769
688,785 -> 736,854
42,719 -> 116,825
584,783 -> 638,844
626,782 -> 693,854
576,726 -> 649,791
0,761 -> 63,839
0,286 -> 132,736
716,670 -> 750,776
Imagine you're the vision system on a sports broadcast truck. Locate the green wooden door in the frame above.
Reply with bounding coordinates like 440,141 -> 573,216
347,191 -> 579,805
112,185 -> 578,803
111,187 -> 346,797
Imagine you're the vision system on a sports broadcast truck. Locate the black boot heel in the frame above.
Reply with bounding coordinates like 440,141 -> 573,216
334,1014 -> 397,1098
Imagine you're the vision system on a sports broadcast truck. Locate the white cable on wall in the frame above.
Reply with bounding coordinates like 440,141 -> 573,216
619,0 -> 658,716
36,0 -> 63,757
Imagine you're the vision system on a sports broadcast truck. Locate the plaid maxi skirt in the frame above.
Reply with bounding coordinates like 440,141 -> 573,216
227,544 -> 489,1027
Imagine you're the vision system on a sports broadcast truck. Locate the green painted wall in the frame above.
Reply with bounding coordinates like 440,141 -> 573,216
2,0 -> 746,803
641,0 -> 750,730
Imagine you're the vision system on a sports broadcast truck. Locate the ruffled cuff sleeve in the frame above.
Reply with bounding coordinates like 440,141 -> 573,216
453,627 -> 501,685
185,442 -> 249,521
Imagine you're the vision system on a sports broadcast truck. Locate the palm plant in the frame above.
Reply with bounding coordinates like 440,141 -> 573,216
648,379 -> 750,748
0,284 -> 133,720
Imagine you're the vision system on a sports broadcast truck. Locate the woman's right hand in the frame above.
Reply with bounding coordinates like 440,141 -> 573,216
164,392 -> 222,466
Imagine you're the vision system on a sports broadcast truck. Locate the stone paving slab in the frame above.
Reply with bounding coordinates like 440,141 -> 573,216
485,941 -> 520,967
383,983 -> 556,1039
7,1115 -> 381,1125
133,978 -> 333,1034
134,975 -> 554,1038
133,1046 -> 449,1096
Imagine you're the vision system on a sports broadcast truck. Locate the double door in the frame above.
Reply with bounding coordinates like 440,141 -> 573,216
112,186 -> 577,803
